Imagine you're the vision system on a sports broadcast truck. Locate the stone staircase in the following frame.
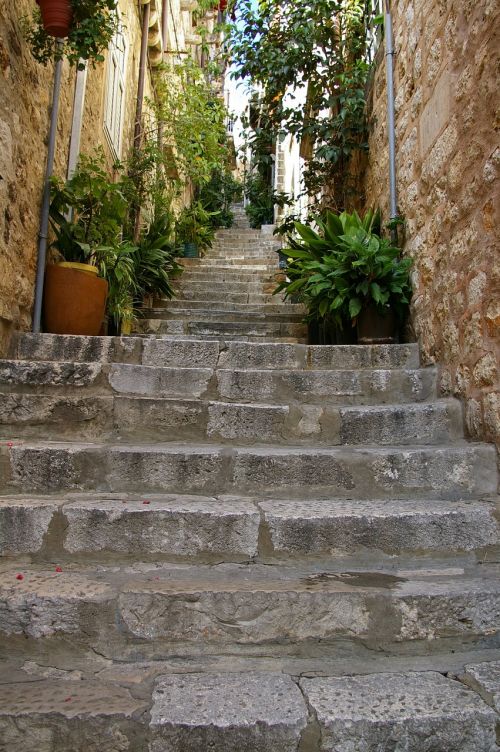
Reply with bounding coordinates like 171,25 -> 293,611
0,213 -> 499,750
137,207 -> 308,342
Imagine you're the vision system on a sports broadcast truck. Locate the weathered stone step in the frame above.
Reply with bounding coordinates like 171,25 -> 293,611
0,494 -> 497,560
136,319 -> 308,340
176,289 -> 278,304
147,308 -> 305,325
299,672 -> 498,752
217,365 -> 438,403
182,258 -> 276,268
175,280 -> 272,293
0,666 -> 496,752
0,396 -> 462,444
1,441 -> 495,498
10,335 -> 421,370
162,299 -> 303,314
0,677 -> 147,752
0,563 -> 499,653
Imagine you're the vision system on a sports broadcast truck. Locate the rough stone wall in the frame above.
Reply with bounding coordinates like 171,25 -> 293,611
0,0 -> 147,354
363,0 -> 499,445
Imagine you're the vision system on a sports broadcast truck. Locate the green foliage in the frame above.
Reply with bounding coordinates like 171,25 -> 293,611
154,59 -> 229,188
49,151 -> 128,265
197,169 -> 243,228
276,209 -> 412,328
228,0 -> 371,209
48,150 -> 182,328
23,0 -> 119,68
243,171 -> 291,228
175,202 -> 218,252
134,212 -> 183,301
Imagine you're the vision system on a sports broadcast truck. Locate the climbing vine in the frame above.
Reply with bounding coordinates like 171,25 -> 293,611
228,0 -> 371,211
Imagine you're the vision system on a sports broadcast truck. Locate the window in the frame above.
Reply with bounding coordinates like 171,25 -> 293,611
104,22 -> 127,159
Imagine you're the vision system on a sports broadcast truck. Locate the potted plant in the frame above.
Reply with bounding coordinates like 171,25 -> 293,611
24,0 -> 119,67
175,201 -> 217,258
275,209 -> 412,344
44,151 -> 129,335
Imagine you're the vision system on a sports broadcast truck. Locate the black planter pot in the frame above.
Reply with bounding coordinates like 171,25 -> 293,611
308,320 -> 357,345
357,304 -> 397,344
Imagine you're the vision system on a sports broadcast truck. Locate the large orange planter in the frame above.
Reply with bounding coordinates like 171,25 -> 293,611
36,0 -> 73,38
43,264 -> 108,336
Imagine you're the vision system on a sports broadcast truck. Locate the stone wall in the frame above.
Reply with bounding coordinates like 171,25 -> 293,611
363,0 -> 499,444
0,0 -> 149,354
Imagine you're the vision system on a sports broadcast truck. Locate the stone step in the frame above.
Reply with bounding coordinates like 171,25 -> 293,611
178,269 -> 278,282
216,366 -> 438,404
0,494 -> 497,561
0,664 -> 496,752
162,299 -> 304,314
173,286 -> 279,299
299,672 -> 498,752
0,361 -> 439,410
8,337 -> 422,370
0,677 -> 147,752
145,308 -> 305,324
176,290 -> 278,304
0,563 -> 499,654
1,441 -> 495,498
174,280 -> 276,294
0,370 -> 442,446
135,320 -> 308,340
182,258 -> 276,269
0,394 -> 463,444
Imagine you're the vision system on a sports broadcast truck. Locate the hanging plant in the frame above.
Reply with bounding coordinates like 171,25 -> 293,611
24,0 -> 119,68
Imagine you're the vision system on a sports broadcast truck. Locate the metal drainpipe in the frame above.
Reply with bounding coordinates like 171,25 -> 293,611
32,44 -> 64,334
134,1 -> 151,151
384,0 -> 399,243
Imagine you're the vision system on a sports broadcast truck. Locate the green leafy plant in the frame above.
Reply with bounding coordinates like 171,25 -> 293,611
244,171 -> 291,228
197,168 -> 243,228
228,0 -> 371,210
154,59 -> 229,188
175,202 -> 218,253
276,209 -> 412,329
49,150 -> 129,265
24,0 -> 119,68
134,212 -> 183,301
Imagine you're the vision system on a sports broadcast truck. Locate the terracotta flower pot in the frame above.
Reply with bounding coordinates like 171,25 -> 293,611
36,0 -> 73,38
43,264 -> 108,336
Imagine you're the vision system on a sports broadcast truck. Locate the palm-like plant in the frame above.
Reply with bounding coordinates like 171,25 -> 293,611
276,209 -> 412,329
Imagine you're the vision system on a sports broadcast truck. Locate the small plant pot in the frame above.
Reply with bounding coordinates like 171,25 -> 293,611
36,0 -> 73,38
43,263 -> 108,336
183,242 -> 199,258
357,304 -> 397,344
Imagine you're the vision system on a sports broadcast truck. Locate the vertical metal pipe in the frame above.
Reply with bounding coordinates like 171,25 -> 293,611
384,0 -> 398,238
134,2 -> 151,150
32,47 -> 64,333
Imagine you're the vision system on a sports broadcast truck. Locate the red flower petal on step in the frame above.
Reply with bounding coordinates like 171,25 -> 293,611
64,697 -> 72,702
16,573 -> 24,580
55,566 -> 63,573
142,500 -> 151,505
7,442 -> 13,447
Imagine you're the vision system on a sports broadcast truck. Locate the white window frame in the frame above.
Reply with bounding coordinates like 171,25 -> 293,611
104,20 -> 128,159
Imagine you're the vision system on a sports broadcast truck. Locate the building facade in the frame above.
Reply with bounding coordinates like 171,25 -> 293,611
0,0 -> 210,355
